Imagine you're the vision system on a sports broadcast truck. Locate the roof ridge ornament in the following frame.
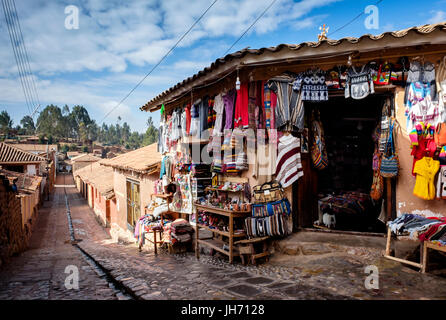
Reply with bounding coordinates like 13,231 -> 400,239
318,24 -> 329,41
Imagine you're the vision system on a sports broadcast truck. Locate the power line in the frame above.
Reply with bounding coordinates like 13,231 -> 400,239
100,0 -> 219,124
11,0 -> 41,115
223,0 -> 278,56
328,0 -> 384,37
2,0 -> 41,118
2,0 -> 33,114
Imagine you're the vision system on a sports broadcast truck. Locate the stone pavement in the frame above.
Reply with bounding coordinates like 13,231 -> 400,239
2,173 -> 446,300
0,174 -> 118,300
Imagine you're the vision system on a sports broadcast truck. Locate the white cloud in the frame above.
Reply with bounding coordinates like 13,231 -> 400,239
428,10 -> 446,24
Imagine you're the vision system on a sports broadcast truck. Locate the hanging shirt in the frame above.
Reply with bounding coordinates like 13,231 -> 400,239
436,166 -> 446,200
198,97 -> 209,139
213,93 -> 224,137
234,82 -> 249,128
267,74 -> 304,133
190,100 -> 200,138
413,157 -> 440,200
223,89 -> 236,130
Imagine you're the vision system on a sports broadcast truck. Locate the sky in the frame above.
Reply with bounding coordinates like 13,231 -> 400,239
0,0 -> 445,133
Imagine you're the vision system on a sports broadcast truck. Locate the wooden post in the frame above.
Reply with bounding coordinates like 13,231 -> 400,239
385,227 -> 392,256
386,178 -> 392,221
229,215 -> 234,264
154,230 -> 157,255
421,241 -> 428,273
195,219 -> 200,260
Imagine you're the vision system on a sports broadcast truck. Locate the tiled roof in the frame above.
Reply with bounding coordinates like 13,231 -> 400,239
13,144 -> 58,153
0,143 -> 47,164
70,153 -> 101,162
100,143 -> 160,174
75,162 -> 114,199
0,168 -> 43,192
141,22 -> 446,111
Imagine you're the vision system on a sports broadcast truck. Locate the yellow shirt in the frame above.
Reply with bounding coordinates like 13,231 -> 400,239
413,157 -> 440,200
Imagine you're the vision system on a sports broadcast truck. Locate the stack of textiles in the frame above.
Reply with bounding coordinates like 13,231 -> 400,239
162,219 -> 194,245
211,157 -> 223,173
245,213 -> 291,238
191,163 -> 212,178
224,154 -> 238,174
388,213 -> 446,246
134,214 -> 172,248
318,192 -> 371,216
252,198 -> 291,218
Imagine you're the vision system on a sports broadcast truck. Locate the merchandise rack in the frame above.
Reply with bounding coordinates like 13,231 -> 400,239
194,203 -> 250,264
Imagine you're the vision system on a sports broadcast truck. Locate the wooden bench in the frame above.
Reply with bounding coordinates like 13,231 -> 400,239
235,236 -> 270,265
384,227 -> 446,273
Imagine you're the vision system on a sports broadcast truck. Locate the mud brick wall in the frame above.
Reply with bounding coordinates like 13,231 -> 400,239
0,174 -> 29,267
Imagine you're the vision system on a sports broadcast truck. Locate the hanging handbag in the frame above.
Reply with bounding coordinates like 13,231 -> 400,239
434,122 -> 446,146
380,119 -> 399,178
252,181 -> 284,204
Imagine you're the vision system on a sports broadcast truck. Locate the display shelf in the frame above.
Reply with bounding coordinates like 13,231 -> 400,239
197,238 -> 240,257
196,222 -> 246,238
195,203 -> 250,264
195,203 -> 250,218
205,186 -> 244,193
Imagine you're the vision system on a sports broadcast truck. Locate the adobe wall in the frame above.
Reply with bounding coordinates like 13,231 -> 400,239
395,86 -> 446,218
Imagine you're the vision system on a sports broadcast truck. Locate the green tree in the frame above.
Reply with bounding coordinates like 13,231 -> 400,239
69,105 -> 91,140
36,105 -> 65,138
142,116 -> 158,146
20,115 -> 35,135
0,110 -> 13,135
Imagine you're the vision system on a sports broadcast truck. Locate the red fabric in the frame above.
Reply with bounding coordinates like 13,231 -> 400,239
411,137 -> 436,176
234,82 -> 249,128
185,104 -> 191,134
419,222 -> 446,242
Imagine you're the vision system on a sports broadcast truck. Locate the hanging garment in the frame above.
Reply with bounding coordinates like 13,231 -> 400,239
207,97 -> 216,129
190,100 -> 200,138
248,82 -> 258,129
275,134 -> 303,188
253,143 -> 276,184
436,166 -> 446,200
213,94 -> 225,136
234,82 -> 249,128
406,83 -> 441,133
223,89 -> 236,130
404,60 -> 437,104
413,157 -> 440,200
267,74 -> 304,132
293,70 -> 328,101
198,97 -> 209,139
344,65 -> 375,100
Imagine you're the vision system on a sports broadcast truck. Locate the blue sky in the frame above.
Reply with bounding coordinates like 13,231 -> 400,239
0,0 -> 445,133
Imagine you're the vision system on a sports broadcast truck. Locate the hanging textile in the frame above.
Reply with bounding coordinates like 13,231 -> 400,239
275,134 -> 303,188
344,65 -> 375,100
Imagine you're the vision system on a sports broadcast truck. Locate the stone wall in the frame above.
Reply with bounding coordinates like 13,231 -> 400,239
0,174 -> 30,267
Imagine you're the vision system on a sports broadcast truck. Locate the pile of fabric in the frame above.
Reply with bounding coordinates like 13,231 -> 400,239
245,213 -> 291,238
162,219 -> 195,245
134,214 -> 172,248
388,213 -> 446,246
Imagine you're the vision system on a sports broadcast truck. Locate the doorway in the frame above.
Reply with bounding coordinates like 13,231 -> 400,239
126,179 -> 140,229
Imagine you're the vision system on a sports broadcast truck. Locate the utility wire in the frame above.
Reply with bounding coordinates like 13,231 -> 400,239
11,0 -> 41,115
2,0 -> 41,118
4,0 -> 38,113
329,0 -> 384,37
100,0 -> 219,124
2,0 -> 33,114
223,0 -> 278,56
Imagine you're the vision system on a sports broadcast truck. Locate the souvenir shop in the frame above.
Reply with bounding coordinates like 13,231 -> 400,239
138,23 -> 446,262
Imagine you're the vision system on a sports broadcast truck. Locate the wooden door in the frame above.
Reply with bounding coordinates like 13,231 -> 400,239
126,180 -> 140,227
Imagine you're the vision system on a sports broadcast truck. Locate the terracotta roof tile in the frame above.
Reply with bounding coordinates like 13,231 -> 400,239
0,143 -> 47,164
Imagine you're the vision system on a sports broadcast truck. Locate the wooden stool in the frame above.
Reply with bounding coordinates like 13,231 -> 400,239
235,236 -> 270,265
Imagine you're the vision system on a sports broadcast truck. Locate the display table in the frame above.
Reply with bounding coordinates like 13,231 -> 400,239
194,203 -> 250,264
384,226 -> 446,273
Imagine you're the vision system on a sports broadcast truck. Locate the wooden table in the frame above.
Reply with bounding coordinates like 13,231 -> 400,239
384,226 -> 446,273
195,203 -> 250,264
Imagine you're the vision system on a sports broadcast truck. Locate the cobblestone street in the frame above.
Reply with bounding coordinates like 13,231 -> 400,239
1,174 -> 446,300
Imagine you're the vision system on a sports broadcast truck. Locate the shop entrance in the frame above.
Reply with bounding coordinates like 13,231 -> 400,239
305,93 -> 392,234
